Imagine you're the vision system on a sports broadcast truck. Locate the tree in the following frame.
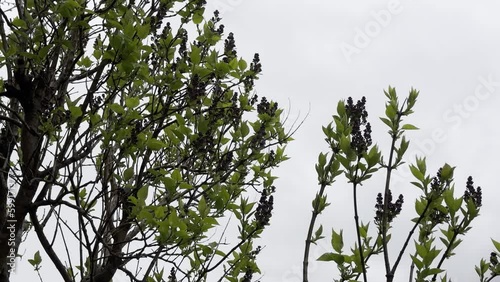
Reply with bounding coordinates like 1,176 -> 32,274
303,88 -> 500,282
0,1 -> 293,281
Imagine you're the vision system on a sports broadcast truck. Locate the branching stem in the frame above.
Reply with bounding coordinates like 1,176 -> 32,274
353,179 -> 368,282
303,182 -> 327,282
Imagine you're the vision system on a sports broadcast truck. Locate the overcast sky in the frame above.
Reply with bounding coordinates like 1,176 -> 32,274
9,1 -> 500,281
207,1 -> 500,281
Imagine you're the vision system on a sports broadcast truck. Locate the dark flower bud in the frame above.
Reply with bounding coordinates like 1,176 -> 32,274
345,96 -> 372,155
463,176 -> 482,208
490,252 -> 498,266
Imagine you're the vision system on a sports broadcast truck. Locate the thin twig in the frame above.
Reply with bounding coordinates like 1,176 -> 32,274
353,163 -> 368,282
303,155 -> 335,282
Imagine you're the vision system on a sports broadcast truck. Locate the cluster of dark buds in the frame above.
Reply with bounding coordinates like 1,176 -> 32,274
211,10 -> 222,24
431,168 -> 441,192
90,93 -> 104,111
223,32 -> 237,61
464,176 -> 482,207
167,267 -> 177,282
187,74 -> 207,103
242,269 -> 253,282
217,151 -> 233,172
491,252 -> 499,266
241,246 -> 262,282
149,2 -> 170,31
250,124 -> 266,149
249,94 -> 258,106
249,245 -> 262,259
374,190 -> 404,225
192,132 -> 215,155
250,53 -> 262,73
429,208 -> 449,224
130,120 -> 144,144
177,28 -> 189,58
243,54 -> 262,92
256,97 -> 278,117
209,10 -> 224,35
255,186 -> 275,228
227,92 -> 242,125
345,97 -> 372,156
430,168 -> 443,193
267,150 -> 276,165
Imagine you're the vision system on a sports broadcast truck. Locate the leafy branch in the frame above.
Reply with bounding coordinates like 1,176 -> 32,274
304,87 -> 497,282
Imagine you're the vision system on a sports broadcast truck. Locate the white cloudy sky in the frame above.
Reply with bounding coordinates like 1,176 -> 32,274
9,1 -> 500,281
208,0 -> 500,281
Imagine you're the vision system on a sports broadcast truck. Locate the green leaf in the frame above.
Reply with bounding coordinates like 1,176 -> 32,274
164,128 -> 181,145
137,186 -> 148,202
69,105 -> 82,119
480,258 -> 489,274
410,254 -> 423,270
443,189 -> 461,214
109,35 -> 124,50
423,248 -> 441,266
415,241 -> 427,258
336,100 -> 346,117
365,145 -> 380,167
79,188 -> 87,199
12,18 -> 27,29
215,62 -> 230,77
78,56 -> 92,68
426,268 -> 444,276
411,181 -> 423,190
163,177 -> 176,190
198,196 -> 208,217
123,167 -> 134,182
193,13 -> 203,24
492,239 -> 500,253
360,222 -> 369,238
190,45 -> 201,65
331,229 -> 344,253
440,163 -> 455,181
146,139 -> 165,151
229,57 -> 238,70
415,199 -> 426,216
339,135 -> 351,155
397,136 -> 409,159
314,225 -> 323,240
317,252 -> 344,264
318,152 -> 327,168
402,124 -> 419,130
241,121 -> 249,137
380,117 -> 393,128
93,49 -> 102,60
136,24 -> 150,39
171,169 -> 182,182
475,263 -> 483,277
203,217 -> 218,227
410,165 -> 424,182
238,59 -> 247,71
125,97 -> 140,108
416,157 -> 427,174
28,251 -> 42,267
110,103 -> 125,115
385,103 -> 397,119
439,237 -> 449,247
